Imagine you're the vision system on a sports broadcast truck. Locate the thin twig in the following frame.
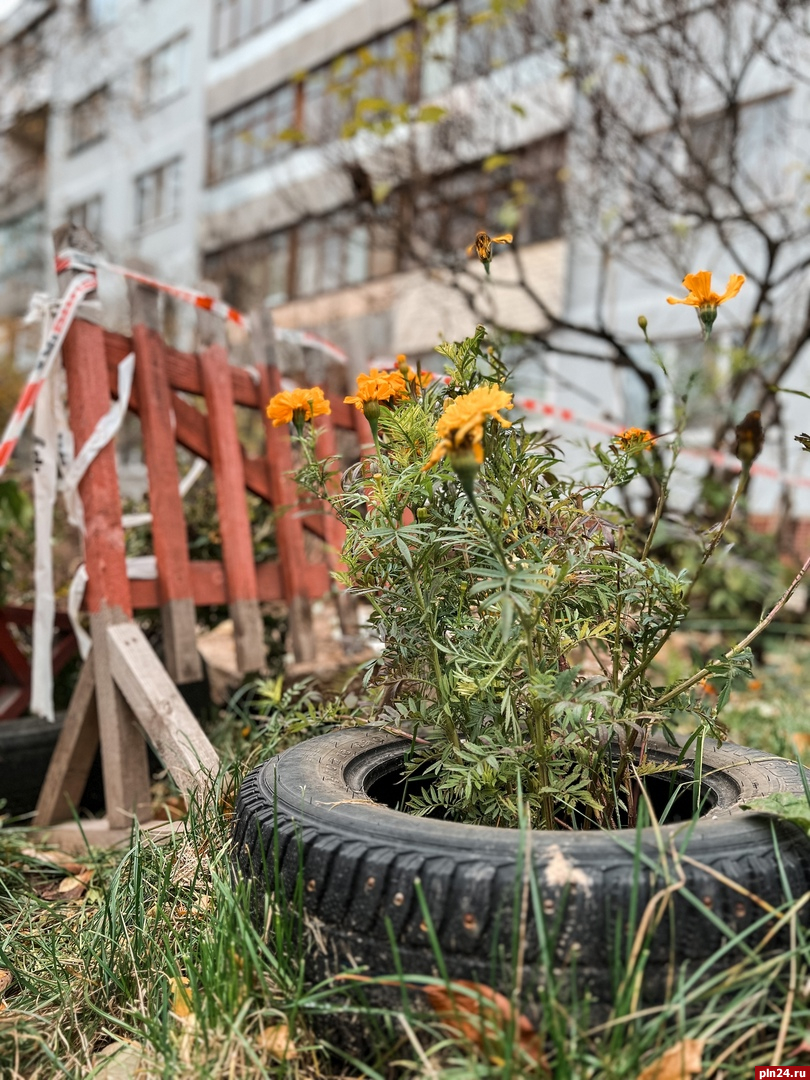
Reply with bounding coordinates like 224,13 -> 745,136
772,910 -> 797,1066
653,549 -> 810,708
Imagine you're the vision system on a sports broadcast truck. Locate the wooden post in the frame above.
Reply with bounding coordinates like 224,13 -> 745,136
129,282 -> 203,685
107,622 -> 218,799
251,308 -> 315,662
315,412 -> 358,639
52,225 -> 151,829
198,345 -> 265,672
34,660 -> 99,825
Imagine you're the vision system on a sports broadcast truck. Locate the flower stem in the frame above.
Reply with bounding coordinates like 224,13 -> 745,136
653,549 -> 810,708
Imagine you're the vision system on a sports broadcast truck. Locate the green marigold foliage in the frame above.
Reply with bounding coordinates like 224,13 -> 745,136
293,326 -> 751,830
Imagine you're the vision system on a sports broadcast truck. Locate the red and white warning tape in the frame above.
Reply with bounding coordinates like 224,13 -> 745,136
274,327 -> 349,364
55,249 -> 250,330
0,271 -> 96,477
1,251 -> 353,480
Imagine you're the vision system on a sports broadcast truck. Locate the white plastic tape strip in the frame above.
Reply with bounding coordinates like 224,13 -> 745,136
60,352 -> 135,533
0,272 -> 97,477
120,456 -> 206,530
68,458 -> 206,658
30,341 -> 59,720
68,555 -> 158,663
67,564 -> 91,660
31,352 -> 135,714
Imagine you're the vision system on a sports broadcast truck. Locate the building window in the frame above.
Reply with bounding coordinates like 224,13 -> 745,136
0,207 -> 45,279
67,196 -> 103,236
135,158 -> 182,229
140,34 -> 189,110
208,84 -> 299,184
81,0 -> 118,28
295,214 -> 371,297
686,92 -> 790,198
70,87 -> 108,153
212,0 -> 309,56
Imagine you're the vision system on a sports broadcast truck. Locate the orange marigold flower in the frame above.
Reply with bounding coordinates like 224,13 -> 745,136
667,271 -> 745,309
613,427 -> 655,452
423,384 -> 514,472
667,270 -> 745,337
266,386 -> 330,428
344,368 -> 408,410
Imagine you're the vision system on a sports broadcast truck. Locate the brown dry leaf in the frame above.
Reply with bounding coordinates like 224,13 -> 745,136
0,1002 -> 7,1013
34,870 -> 92,902
637,1039 -> 705,1080
170,976 -> 193,1018
21,847 -> 87,876
424,981 -> 547,1069
0,970 -> 11,995
257,1023 -> 298,1062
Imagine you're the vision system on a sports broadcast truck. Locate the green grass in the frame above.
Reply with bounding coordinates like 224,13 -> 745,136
2,649 -> 810,1078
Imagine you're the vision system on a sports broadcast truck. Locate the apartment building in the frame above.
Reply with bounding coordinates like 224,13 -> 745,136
0,0 -> 209,345
199,0 -> 569,381
1,0 -> 808,530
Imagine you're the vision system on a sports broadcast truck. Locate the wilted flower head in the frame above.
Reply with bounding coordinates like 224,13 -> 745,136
466,231 -> 513,275
266,386 -> 331,432
733,410 -> 764,465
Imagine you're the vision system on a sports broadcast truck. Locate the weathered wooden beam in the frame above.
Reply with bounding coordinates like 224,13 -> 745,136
252,308 -> 315,663
127,559 -> 330,609
33,658 -> 99,826
103,329 -> 356,426
55,225 -> 151,828
199,345 -> 265,673
130,283 -> 202,686
107,622 -> 219,801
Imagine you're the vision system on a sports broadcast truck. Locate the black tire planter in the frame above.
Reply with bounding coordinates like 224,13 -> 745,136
232,728 -> 810,1013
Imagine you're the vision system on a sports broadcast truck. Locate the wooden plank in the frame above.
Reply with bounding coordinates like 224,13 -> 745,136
62,320 -> 132,617
0,606 -> 73,630
107,622 -> 219,800
198,345 -> 265,672
103,328 -> 356,424
130,284 -> 202,685
33,658 -> 100,826
252,311 -> 315,662
128,559 -> 329,608
55,224 -> 151,829
91,608 -> 153,826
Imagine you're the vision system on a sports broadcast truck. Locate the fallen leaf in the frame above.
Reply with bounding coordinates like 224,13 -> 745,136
636,1039 -> 704,1080
22,847 -> 87,875
169,976 -> 193,1018
424,981 -> 547,1068
257,1023 -> 297,1062
0,970 -> 11,995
